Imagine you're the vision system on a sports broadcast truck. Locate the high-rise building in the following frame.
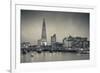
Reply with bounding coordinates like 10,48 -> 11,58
51,34 -> 56,45
63,36 -> 73,48
63,35 -> 89,49
41,18 -> 47,46
63,37 -> 68,48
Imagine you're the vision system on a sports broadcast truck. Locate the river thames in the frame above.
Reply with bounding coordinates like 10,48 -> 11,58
21,52 -> 89,63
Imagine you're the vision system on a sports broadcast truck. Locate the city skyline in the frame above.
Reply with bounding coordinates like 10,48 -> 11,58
21,10 -> 89,45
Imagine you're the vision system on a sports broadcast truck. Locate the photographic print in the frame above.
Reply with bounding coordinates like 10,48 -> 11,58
20,10 -> 90,63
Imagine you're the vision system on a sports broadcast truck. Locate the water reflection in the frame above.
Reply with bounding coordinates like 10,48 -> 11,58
21,52 -> 89,63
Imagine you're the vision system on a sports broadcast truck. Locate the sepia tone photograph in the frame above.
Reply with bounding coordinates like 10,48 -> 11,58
20,10 -> 90,63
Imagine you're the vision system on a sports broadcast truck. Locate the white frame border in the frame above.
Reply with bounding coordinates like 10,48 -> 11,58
11,1 -> 96,73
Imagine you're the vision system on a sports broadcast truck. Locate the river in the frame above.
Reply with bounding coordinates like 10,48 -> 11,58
21,52 -> 89,63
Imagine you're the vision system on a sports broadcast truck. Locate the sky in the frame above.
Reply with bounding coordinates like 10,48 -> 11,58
21,10 -> 89,45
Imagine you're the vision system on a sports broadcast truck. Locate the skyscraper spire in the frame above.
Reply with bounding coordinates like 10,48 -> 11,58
41,18 -> 47,46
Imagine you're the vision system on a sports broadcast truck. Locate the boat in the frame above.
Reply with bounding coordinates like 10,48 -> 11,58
30,54 -> 34,57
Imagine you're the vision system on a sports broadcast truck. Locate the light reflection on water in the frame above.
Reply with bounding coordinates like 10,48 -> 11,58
21,52 -> 89,63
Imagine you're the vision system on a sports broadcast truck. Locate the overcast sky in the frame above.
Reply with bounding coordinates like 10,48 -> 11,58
21,10 -> 89,45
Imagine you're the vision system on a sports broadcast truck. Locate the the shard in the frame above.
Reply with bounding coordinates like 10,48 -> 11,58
41,18 -> 47,46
